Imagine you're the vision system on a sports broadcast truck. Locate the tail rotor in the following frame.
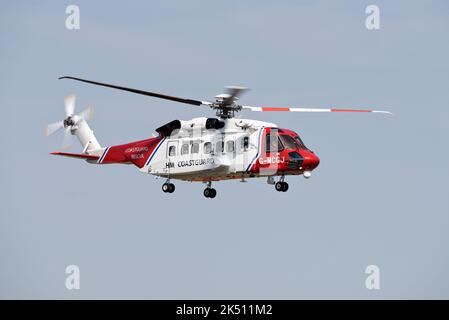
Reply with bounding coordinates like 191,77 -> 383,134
45,93 -> 93,149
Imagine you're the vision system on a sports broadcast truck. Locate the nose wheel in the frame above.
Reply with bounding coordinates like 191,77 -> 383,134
275,181 -> 289,192
162,182 -> 175,193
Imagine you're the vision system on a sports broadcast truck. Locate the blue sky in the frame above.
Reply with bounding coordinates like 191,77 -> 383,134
1,1 -> 449,298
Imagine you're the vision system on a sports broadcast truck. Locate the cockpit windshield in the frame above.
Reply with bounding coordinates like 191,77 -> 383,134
294,135 -> 308,150
279,135 -> 300,150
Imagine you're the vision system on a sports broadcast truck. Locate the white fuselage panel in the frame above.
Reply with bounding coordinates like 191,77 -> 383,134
142,117 -> 276,181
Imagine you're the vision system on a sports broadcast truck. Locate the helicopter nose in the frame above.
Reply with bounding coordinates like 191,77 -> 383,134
303,151 -> 320,170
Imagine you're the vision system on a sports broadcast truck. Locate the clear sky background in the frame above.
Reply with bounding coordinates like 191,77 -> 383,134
1,1 -> 448,299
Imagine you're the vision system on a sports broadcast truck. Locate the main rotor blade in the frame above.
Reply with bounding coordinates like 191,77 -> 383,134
241,106 -> 392,114
59,76 -> 208,107
222,86 -> 248,106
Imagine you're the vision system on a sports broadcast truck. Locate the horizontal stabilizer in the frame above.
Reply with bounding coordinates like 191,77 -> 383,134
50,151 -> 100,160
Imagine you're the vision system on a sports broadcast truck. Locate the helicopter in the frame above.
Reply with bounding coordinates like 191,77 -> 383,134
46,76 -> 392,198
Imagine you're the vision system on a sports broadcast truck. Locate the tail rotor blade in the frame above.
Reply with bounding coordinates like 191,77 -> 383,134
64,94 -> 76,116
61,127 -> 72,149
78,106 -> 93,121
45,121 -> 64,136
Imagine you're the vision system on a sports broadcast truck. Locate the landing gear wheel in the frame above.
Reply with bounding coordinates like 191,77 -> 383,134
275,181 -> 289,192
275,181 -> 284,192
162,183 -> 175,193
204,188 -> 217,198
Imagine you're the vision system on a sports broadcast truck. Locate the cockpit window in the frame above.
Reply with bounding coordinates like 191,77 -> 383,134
265,134 -> 284,152
279,135 -> 300,150
294,135 -> 308,150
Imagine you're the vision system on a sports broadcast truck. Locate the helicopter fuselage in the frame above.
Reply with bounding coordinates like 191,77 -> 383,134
94,117 -> 320,182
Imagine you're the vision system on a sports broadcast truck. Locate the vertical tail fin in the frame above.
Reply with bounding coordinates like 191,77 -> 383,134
71,118 -> 102,155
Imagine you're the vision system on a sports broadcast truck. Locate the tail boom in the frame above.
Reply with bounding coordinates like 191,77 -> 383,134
96,136 -> 164,168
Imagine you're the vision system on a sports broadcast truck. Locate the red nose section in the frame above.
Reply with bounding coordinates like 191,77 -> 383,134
302,151 -> 320,170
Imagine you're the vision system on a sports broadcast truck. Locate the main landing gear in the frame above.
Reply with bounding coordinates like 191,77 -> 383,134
275,181 -> 289,192
162,180 -> 175,193
203,181 -> 217,199
275,176 -> 289,192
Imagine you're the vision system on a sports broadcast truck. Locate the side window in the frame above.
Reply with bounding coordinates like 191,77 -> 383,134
191,143 -> 199,154
216,141 -> 224,153
181,143 -> 189,155
169,145 -> 176,156
226,140 -> 235,153
265,134 -> 271,152
243,136 -> 249,151
203,142 -> 212,154
238,136 -> 249,151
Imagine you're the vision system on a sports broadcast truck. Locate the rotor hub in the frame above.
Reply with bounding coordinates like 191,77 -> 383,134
212,104 -> 242,119
63,116 -> 75,128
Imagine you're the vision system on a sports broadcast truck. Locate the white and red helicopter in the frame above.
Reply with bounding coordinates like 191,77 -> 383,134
47,76 -> 391,198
